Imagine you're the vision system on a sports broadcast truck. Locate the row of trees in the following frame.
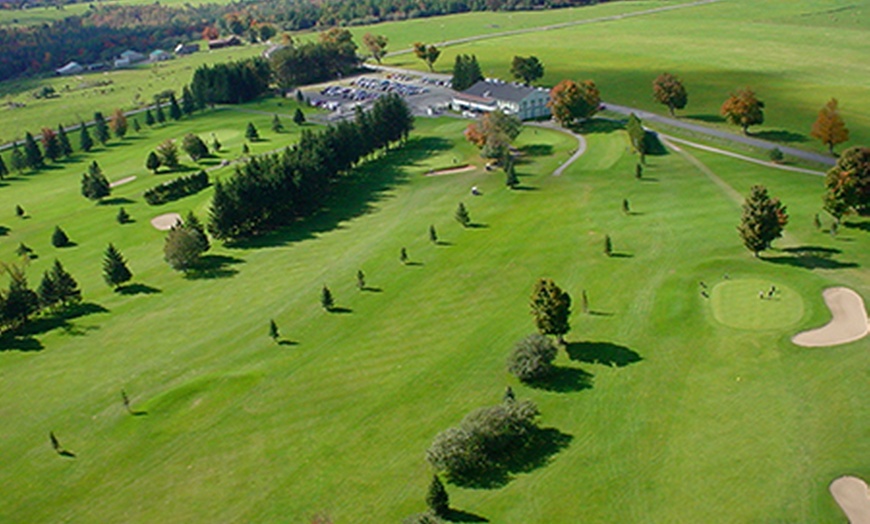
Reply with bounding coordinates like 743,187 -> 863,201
0,261 -> 82,334
143,171 -> 210,206
190,58 -> 271,106
208,94 -> 414,240
270,28 -> 359,89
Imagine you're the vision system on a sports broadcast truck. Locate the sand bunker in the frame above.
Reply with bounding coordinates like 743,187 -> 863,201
109,176 -> 136,188
150,213 -> 182,231
792,287 -> 869,347
830,476 -> 870,524
426,165 -> 475,176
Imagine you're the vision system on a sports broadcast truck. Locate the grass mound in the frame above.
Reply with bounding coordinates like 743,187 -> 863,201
710,278 -> 804,330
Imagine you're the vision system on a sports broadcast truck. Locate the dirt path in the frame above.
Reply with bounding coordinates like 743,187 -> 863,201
792,288 -> 869,347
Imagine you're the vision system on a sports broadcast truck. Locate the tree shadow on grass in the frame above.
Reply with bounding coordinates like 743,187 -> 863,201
466,223 -> 488,229
577,118 -> 624,134
0,225 -> 9,236
517,144 -> 553,158
0,335 -> 43,352
327,306 -> 353,314
609,252 -> 633,258
184,254 -> 245,280
117,283 -> 161,295
99,197 -> 136,206
361,286 -> 383,292
844,220 -> 870,233
686,114 -> 724,124
443,508 -> 489,522
752,130 -> 808,143
566,341 -> 642,368
527,366 -> 593,392
1,302 -> 108,348
452,427 -> 573,489
227,136 -> 450,250
764,246 -> 857,270
277,339 -> 298,346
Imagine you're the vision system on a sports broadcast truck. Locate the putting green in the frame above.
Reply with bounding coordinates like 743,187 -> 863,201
710,279 -> 804,331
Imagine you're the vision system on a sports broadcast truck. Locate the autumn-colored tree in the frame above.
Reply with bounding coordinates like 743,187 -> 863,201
41,128 -> 61,162
810,98 -> 849,155
652,73 -> 687,117
547,79 -> 601,127
720,88 -> 765,134
823,146 -> 870,220
110,108 -> 128,139
202,26 -> 220,40
362,33 -> 388,64
464,123 -> 486,148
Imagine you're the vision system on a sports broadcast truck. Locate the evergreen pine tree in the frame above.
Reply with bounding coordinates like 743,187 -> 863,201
51,226 -> 70,247
81,161 -> 111,201
93,111 -> 110,144
50,259 -> 81,306
57,124 -> 73,158
146,151 -> 161,174
181,85 -> 196,116
185,211 -> 210,253
426,476 -> 450,517
293,108 -> 305,126
530,278 -> 572,344
3,264 -> 39,326
505,156 -> 518,188
738,185 -> 788,257
429,225 -> 437,244
581,289 -> 589,314
271,114 -> 284,132
15,204 -> 25,218
245,122 -> 260,141
117,207 -> 131,224
38,268 -> 60,310
103,243 -> 132,289
813,213 -> 821,230
400,247 -> 408,264
0,153 -> 8,179
356,269 -> 365,290
321,285 -> 334,311
604,234 -> 613,256
622,199 -> 630,214
79,122 -> 93,152
132,118 -> 141,133
155,103 -> 166,124
169,93 -> 182,120
144,108 -> 155,126
42,128 -> 62,162
23,132 -> 44,169
211,134 -> 222,152
455,202 -> 470,227
269,319 -> 279,342
10,143 -> 26,173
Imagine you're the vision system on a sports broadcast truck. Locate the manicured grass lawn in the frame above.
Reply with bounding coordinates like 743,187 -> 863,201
383,0 -> 870,153
0,109 -> 867,522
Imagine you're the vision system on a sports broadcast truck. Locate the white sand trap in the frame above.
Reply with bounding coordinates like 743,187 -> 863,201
150,213 -> 182,231
830,476 -> 870,524
109,175 -> 136,188
792,287 -> 869,347
426,165 -> 475,176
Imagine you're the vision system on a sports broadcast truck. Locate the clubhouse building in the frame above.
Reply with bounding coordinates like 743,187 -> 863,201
452,79 -> 550,120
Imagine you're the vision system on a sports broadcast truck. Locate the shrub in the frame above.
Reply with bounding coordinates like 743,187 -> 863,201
143,171 -> 209,206
507,333 -> 558,382
769,147 -> 784,163
426,398 -> 540,482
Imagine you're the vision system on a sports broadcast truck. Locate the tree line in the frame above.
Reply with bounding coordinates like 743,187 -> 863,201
190,58 -> 271,106
208,94 -> 413,241
269,28 -> 359,89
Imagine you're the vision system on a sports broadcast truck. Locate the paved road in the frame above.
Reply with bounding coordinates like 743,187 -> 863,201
604,102 -> 836,167
527,120 -> 587,176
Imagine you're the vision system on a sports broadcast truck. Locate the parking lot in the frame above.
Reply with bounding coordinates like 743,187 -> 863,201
300,68 -> 458,122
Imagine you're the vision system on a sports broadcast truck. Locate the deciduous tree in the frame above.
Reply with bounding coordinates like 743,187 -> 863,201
146,151 -> 161,174
810,98 -> 849,155
110,108 -> 128,139
362,33 -> 388,64
156,139 -> 179,169
413,42 -> 440,72
510,55 -> 544,85
182,134 -> 209,162
652,72 -> 687,117
721,88 -> 764,134
823,146 -> 869,219
738,185 -> 788,257
548,79 -> 600,127
507,333 -> 558,382
530,278 -> 571,343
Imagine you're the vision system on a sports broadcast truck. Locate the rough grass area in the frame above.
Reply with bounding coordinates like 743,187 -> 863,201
0,112 -> 867,522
